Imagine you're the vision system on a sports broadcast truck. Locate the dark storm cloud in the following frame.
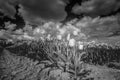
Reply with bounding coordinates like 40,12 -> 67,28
0,0 -> 19,18
72,0 -> 120,17
1,0 -> 120,26
0,0 -> 67,23
19,0 -> 67,23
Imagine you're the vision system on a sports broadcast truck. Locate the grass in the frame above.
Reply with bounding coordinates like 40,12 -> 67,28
2,38 -> 93,80
1,38 -> 120,80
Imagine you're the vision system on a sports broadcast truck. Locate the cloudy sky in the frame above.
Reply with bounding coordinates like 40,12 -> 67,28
0,0 -> 120,22
0,0 -> 120,42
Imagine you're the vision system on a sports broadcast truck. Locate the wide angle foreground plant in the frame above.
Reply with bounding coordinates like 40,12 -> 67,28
4,39 -> 93,80
38,40 -> 92,80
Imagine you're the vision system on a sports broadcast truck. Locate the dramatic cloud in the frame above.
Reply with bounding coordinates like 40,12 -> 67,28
1,0 -> 120,42
0,0 -> 18,18
77,16 -> 120,40
0,0 -> 67,24
19,0 -> 67,23
72,0 -> 120,17
1,0 -> 120,24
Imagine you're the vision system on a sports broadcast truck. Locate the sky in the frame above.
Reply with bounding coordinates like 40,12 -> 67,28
0,0 -> 120,42
0,0 -> 120,23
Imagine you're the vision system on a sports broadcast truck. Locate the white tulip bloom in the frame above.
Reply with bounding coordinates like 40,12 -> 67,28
57,35 -> 62,40
67,34 -> 71,41
73,31 -> 78,36
69,39 -> 76,47
78,41 -> 84,50
47,34 -> 51,39
36,28 -> 40,33
59,28 -> 66,35
78,44 -> 84,50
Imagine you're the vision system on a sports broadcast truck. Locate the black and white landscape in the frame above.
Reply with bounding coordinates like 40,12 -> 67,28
0,0 -> 120,80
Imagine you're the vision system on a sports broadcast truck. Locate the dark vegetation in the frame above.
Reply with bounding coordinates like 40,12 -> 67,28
0,39 -> 92,80
0,40 -> 14,53
5,40 -> 49,61
83,45 -> 120,65
0,39 -> 120,80
0,39 -> 120,67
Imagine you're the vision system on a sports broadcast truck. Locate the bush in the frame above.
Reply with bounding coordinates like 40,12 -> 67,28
82,44 -> 120,65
